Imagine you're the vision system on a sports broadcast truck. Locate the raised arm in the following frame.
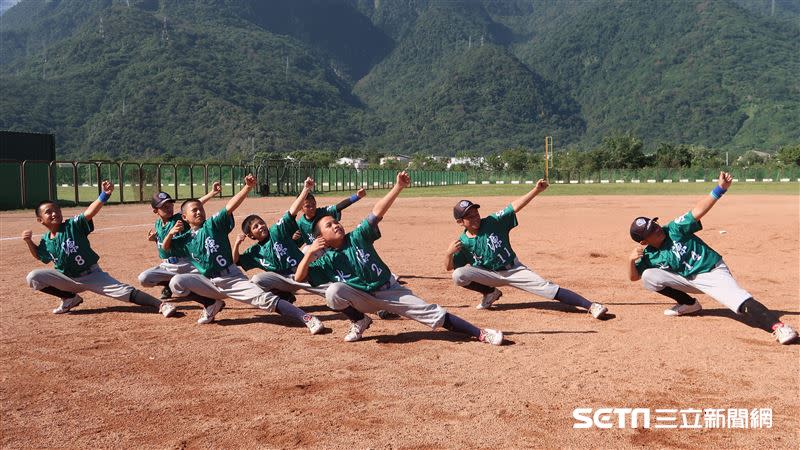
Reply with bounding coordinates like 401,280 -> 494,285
372,171 -> 410,219
21,230 -> 40,261
511,179 -> 548,213
294,237 -> 326,283
289,178 -> 315,216
225,174 -> 257,215
232,233 -> 246,264
335,187 -> 366,212
161,220 -> 184,250
691,172 -> 733,221
84,179 -> 114,221
199,181 -> 222,204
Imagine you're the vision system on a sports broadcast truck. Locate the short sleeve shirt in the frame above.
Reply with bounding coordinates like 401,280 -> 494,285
452,204 -> 518,271
239,211 -> 305,274
306,216 -> 391,291
296,206 -> 341,245
37,214 -> 99,277
171,208 -> 235,277
635,211 -> 722,277
154,213 -> 189,259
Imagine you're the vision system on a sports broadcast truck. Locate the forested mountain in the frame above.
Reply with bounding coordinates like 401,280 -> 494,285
0,0 -> 797,159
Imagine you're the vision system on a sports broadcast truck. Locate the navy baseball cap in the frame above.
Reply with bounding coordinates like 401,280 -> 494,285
453,200 -> 480,219
630,216 -> 659,242
151,191 -> 175,209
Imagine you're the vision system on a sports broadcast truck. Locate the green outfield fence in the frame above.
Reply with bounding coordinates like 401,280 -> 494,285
0,159 -> 472,210
1,159 -> 797,210
464,167 -> 800,185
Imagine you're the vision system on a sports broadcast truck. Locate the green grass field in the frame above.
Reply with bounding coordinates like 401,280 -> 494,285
314,181 -> 800,198
52,181 -> 798,205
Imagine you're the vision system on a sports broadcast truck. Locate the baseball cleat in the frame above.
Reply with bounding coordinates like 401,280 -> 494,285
664,301 -> 702,316
773,324 -> 798,345
476,288 -> 503,310
589,302 -> 608,319
377,309 -> 400,320
344,316 -> 372,342
304,315 -> 324,335
480,328 -> 504,346
159,302 -> 177,318
197,300 -> 225,324
159,285 -> 172,299
53,294 -> 83,314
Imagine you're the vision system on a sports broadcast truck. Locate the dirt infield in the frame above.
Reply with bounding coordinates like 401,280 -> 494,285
1,194 -> 797,448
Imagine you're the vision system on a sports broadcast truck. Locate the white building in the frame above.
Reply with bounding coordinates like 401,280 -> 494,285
379,154 -> 411,166
447,156 -> 484,169
337,157 -> 368,169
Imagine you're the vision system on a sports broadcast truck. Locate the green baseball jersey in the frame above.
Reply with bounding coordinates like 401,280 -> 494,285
154,213 -> 189,259
307,216 -> 391,292
295,205 -> 340,245
452,204 -> 518,271
36,213 -> 100,277
170,208 -> 235,278
239,211 -> 305,274
635,211 -> 722,277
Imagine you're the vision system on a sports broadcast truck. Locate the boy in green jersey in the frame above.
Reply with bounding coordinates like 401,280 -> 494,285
234,178 -> 395,320
138,182 -> 221,299
628,171 -> 797,345
23,180 -> 176,317
164,175 -> 324,334
233,177 -> 327,300
293,188 -> 366,247
445,179 -> 609,319
294,171 -> 503,345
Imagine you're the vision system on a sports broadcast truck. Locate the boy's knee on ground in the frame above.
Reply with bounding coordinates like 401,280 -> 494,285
325,282 -> 352,310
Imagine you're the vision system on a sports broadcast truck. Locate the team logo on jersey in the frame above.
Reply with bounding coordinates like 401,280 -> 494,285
487,233 -> 504,252
671,241 -> 688,259
355,248 -> 371,266
204,237 -> 220,255
334,270 -> 352,282
273,242 -> 288,259
307,232 -> 314,242
674,214 -> 687,224
494,210 -> 505,217
62,238 -> 79,256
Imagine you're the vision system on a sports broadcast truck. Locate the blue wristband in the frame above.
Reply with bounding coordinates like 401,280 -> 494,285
349,194 -> 360,203
710,185 -> 726,200
98,191 -> 110,203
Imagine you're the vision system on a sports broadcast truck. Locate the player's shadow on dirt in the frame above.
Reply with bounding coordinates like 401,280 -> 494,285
214,315 -> 333,334
70,305 -> 165,315
504,330 -> 598,335
699,308 -> 800,330
490,301 -> 616,320
396,275 -> 450,281
363,331 -> 517,346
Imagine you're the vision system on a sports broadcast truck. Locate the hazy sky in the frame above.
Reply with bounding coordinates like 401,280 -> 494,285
0,0 -> 21,16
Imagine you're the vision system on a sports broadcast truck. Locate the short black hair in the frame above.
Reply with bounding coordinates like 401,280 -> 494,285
35,200 -> 59,218
311,215 -> 333,238
180,198 -> 201,212
242,214 -> 264,235
305,193 -> 316,202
